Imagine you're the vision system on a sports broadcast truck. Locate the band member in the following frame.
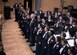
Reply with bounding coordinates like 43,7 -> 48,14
26,14 -> 31,42
53,36 -> 62,55
13,0 -> 20,22
29,13 -> 38,46
36,23 -> 44,55
47,30 -> 55,55
41,19 -> 47,29
41,26 -> 49,55
59,39 -> 69,55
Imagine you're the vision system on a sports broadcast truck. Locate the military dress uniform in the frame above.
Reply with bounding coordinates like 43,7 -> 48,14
59,45 -> 69,55
30,18 -> 38,46
47,35 -> 55,55
21,11 -> 27,37
36,28 -> 44,55
41,31 -> 49,55
13,3 -> 20,22
25,18 -> 31,41
53,42 -> 62,55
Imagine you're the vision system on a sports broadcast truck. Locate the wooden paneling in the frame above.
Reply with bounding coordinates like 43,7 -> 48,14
0,0 -> 77,12
64,0 -> 77,8
32,0 -> 35,11
41,0 -> 62,11
0,0 -> 4,13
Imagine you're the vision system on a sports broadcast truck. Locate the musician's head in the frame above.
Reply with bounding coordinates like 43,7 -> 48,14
61,39 -> 68,46
30,14 -> 35,19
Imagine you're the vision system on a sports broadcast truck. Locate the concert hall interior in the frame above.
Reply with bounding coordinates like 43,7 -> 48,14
0,0 -> 77,55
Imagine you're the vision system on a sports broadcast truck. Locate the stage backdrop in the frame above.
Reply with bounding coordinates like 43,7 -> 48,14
0,0 -> 77,13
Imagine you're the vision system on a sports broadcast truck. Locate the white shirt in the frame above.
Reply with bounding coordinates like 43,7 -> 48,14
65,30 -> 71,39
30,19 -> 34,26
59,45 -> 67,54
47,36 -> 53,44
53,42 -> 59,48
37,28 -> 42,35
75,39 -> 77,44
43,31 -> 47,38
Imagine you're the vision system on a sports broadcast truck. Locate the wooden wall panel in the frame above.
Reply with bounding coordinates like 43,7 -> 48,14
0,0 -> 4,13
0,0 -> 77,13
32,0 -> 35,11
41,0 -> 62,11
64,0 -> 77,8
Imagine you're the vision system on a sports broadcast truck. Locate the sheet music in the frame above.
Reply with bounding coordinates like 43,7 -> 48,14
67,39 -> 74,47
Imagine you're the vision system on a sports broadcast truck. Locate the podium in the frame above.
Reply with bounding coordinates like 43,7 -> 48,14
4,6 -> 11,20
